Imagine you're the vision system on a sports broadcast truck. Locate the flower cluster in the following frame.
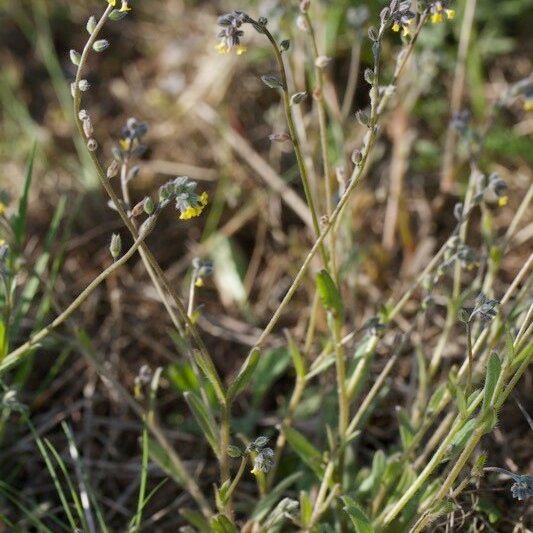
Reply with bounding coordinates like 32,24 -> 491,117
192,257 -> 213,287
215,10 -> 251,55
106,0 -> 131,13
117,117 -> 148,156
246,436 -> 274,475
390,1 -> 416,36
469,293 -> 499,323
159,176 -> 209,221
428,1 -> 455,24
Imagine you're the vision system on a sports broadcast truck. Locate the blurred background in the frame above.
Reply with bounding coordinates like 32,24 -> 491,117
0,0 -> 532,529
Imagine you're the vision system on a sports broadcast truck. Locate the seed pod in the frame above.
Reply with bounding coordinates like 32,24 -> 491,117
280,40 -> 290,51
143,196 -> 155,215
364,68 -> 374,85
70,49 -> 81,66
109,9 -> 128,21
269,132 -> 290,143
300,0 -> 311,12
106,160 -> 119,179
290,91 -> 307,105
92,39 -> 110,52
109,233 -> 122,259
87,138 -> 98,151
351,148 -> 362,165
315,55 -> 332,69
78,109 -> 89,121
356,109 -> 370,127
261,75 -> 283,89
82,117 -> 93,138
78,79 -> 90,92
86,16 -> 97,34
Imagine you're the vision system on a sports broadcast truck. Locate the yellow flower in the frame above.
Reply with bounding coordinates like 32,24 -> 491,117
215,42 -> 230,54
119,1 -> 131,12
179,192 -> 209,220
119,138 -> 131,151
498,196 -> 508,207
431,12 -> 444,24
250,466 -> 260,476
524,98 -> 533,111
403,26 -> 411,37
195,277 -> 204,288
392,22 -> 401,32
446,9 -> 455,20
0,239 -> 5,246
235,45 -> 247,55
107,0 -> 117,6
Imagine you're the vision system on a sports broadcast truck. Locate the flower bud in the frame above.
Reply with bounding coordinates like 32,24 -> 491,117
106,160 -> 119,179
109,233 -> 122,259
300,0 -> 311,12
315,55 -> 332,69
82,117 -> 93,138
143,196 -> 155,215
86,16 -> 97,34
290,91 -> 307,105
92,39 -> 110,52
261,75 -> 283,89
87,138 -> 98,151
70,49 -> 81,66
280,40 -> 290,51
78,79 -> 90,92
351,149 -> 362,165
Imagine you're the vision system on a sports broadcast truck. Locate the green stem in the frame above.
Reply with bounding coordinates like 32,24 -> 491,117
0,217 -> 156,374
261,26 -> 327,266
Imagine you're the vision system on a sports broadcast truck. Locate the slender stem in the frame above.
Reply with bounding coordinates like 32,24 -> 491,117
220,404 -> 231,483
304,12 -> 338,277
261,26 -> 327,266
465,320 -> 473,396
0,217 -> 156,374
224,456 -> 247,504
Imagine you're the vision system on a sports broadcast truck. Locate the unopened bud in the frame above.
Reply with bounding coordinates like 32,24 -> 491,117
300,0 -> 311,12
78,109 -> 89,121
351,149 -> 362,164
87,138 -> 98,151
82,117 -> 93,138
269,132 -> 290,143
315,56 -> 332,69
86,16 -> 97,34
78,79 -> 90,92
109,233 -> 122,259
280,40 -> 290,51
290,91 -> 307,105
70,49 -> 81,66
143,196 -> 155,215
106,160 -> 119,179
92,39 -> 109,52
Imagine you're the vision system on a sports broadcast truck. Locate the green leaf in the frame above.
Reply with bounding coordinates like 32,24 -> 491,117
397,409 -> 415,451
147,439 -> 185,486
251,472 -> 301,521
180,509 -> 211,532
210,514 -> 237,533
252,347 -> 291,405
482,352 -> 502,412
287,332 -> 306,378
299,491 -> 312,527
284,427 -> 324,478
428,383 -> 447,413
13,141 -> 37,247
450,418 -> 477,449
191,349 -> 226,407
261,75 -> 283,89
316,270 -> 343,318
227,348 -> 260,404
184,391 -> 219,455
342,496 -> 374,533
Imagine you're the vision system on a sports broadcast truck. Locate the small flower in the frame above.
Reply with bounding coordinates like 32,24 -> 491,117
391,1 -> 415,36
524,98 -> 533,111
429,2 -> 455,24
87,138 -> 98,151
485,467 -> 533,501
93,39 -> 110,52
192,257 -> 213,287
251,447 -> 274,475
78,79 -> 90,92
179,191 -> 209,220
469,293 -> 499,323
215,10 -> 251,54
107,0 -> 117,6
119,0 -> 131,12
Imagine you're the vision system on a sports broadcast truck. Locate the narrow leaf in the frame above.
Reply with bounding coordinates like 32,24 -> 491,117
184,391 -> 219,455
227,348 -> 260,403
482,352 -> 502,412
316,269 -> 343,318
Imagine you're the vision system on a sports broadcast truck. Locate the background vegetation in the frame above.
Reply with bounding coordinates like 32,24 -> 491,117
0,0 -> 531,531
